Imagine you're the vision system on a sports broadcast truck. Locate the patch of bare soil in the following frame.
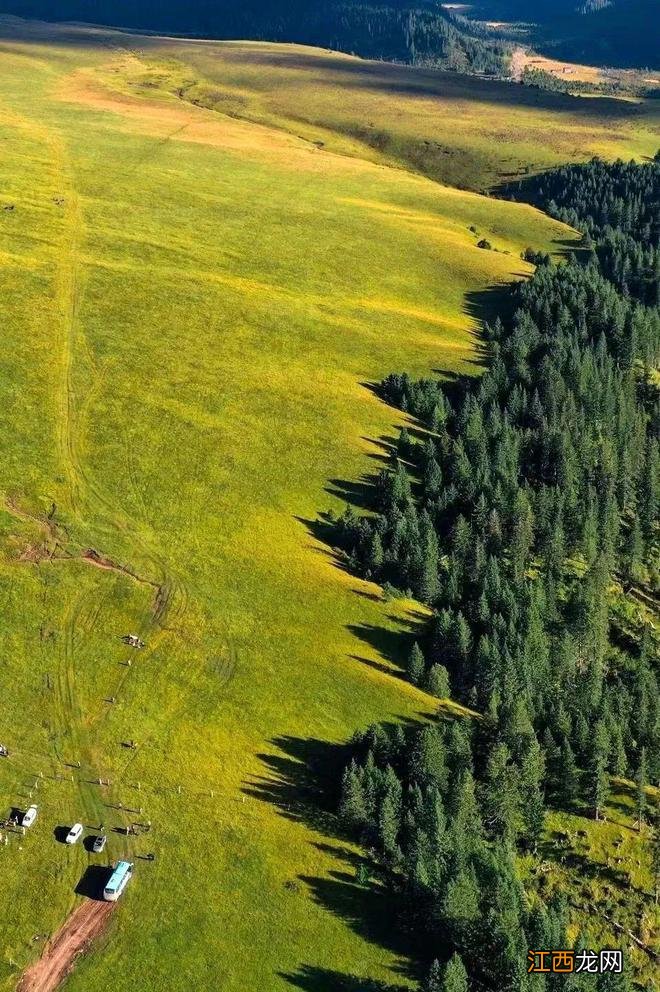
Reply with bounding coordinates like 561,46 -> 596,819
510,47 -> 606,84
5,499 -> 164,612
17,901 -> 115,992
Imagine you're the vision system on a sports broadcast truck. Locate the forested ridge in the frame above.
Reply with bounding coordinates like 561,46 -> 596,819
0,0 -> 510,73
332,158 -> 660,990
469,0 -> 659,70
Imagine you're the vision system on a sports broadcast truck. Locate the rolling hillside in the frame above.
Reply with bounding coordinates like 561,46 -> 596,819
0,0 -> 512,74
0,15 -> 656,992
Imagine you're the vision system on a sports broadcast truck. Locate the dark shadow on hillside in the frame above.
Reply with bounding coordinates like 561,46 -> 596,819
348,616 -> 426,670
242,735 -> 348,836
243,726 -> 423,835
0,17 -> 124,51
325,475 -> 380,511
245,734 -> 424,988
281,171 -> 590,991
464,281 -> 518,331
351,654 -> 405,680
211,46 -> 646,120
298,868 -> 416,967
281,965 -> 410,992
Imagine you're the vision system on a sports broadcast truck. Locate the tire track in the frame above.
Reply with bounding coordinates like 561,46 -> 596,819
17,900 -> 115,992
6,96 -> 191,989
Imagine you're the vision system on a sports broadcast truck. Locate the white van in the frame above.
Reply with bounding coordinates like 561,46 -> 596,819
22,805 -> 38,828
65,823 -> 84,845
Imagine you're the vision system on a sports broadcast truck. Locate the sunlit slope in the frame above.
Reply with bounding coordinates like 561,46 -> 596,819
0,22 -> 577,992
131,38 -> 660,191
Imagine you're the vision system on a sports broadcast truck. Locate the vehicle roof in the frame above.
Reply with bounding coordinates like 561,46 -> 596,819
105,861 -> 133,891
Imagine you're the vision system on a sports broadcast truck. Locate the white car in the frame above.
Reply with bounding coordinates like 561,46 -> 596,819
65,823 -> 84,845
22,805 -> 38,828
92,834 -> 107,853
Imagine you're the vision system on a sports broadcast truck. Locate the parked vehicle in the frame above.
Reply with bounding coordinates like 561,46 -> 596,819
103,861 -> 133,901
92,834 -> 107,853
65,823 -> 84,845
22,805 -> 38,828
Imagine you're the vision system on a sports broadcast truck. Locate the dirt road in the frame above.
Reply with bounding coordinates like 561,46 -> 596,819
17,901 -> 115,992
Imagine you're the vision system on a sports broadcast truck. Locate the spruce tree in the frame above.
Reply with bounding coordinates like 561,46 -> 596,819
558,738 -> 580,805
586,738 -> 609,821
365,530 -> 384,578
378,793 -> 401,863
339,761 -> 367,831
408,642 -> 426,686
442,953 -> 468,992
424,959 -> 442,992
634,748 -> 647,831
426,663 -> 451,699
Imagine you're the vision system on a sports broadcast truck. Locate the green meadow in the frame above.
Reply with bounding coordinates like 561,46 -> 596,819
0,16 -> 655,991
130,37 -> 659,191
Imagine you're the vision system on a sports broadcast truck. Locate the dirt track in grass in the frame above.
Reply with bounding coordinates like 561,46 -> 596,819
17,901 -> 115,992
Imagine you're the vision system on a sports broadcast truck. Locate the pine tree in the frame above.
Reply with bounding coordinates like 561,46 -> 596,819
451,769 -> 483,853
419,525 -> 440,604
442,866 -> 480,933
424,959 -> 442,992
510,488 -> 534,581
586,733 -> 609,821
378,793 -> 401,863
622,517 -> 644,585
442,953 -> 468,992
482,742 -> 519,839
520,737 -> 546,848
426,663 -> 450,699
523,787 -> 545,851
634,747 -> 647,831
339,761 -> 368,831
407,642 -> 426,686
411,725 -> 448,791
558,738 -> 580,805
365,530 -> 384,578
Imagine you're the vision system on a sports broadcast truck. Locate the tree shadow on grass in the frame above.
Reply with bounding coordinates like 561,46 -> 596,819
464,282 -> 517,333
242,735 -> 349,837
298,868 -> 414,966
281,964 -> 409,992
244,729 -> 430,833
325,475 -> 380,511
244,734 -> 429,989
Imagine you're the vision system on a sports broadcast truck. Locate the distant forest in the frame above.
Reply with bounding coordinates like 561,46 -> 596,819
0,0 -> 511,73
332,158 -> 660,990
469,0 -> 659,69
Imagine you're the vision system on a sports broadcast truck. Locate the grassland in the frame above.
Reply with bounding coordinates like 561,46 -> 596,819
0,16 -> 655,992
127,36 -> 659,191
